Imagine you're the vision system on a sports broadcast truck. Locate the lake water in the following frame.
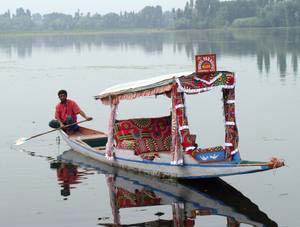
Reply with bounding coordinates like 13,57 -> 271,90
0,28 -> 299,226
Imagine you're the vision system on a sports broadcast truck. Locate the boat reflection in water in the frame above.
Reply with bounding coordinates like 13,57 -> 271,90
54,150 -> 278,227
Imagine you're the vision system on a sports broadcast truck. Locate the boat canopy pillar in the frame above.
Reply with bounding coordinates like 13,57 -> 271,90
171,83 -> 183,165
171,82 -> 196,165
105,101 -> 118,160
222,88 -> 239,159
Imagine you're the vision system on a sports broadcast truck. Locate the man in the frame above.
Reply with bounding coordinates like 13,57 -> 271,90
49,90 -> 92,131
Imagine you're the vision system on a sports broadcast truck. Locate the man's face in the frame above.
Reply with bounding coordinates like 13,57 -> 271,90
59,94 -> 67,103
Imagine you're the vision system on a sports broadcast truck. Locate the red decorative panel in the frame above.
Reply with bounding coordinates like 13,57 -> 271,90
195,54 -> 217,74
114,116 -> 172,154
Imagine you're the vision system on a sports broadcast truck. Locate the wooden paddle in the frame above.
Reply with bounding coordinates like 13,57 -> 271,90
15,118 -> 92,146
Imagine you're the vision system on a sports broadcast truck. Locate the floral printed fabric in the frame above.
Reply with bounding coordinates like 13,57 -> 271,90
172,83 -> 197,153
175,72 -> 238,159
114,116 -> 172,154
223,88 -> 239,155
176,71 -> 235,94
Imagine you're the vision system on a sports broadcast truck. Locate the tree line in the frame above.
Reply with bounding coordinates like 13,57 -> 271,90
174,0 -> 300,29
0,0 -> 300,32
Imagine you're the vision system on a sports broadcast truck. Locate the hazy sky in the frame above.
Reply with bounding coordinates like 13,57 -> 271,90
1,0 -> 186,15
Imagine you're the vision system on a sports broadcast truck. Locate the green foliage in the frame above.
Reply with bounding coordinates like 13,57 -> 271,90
174,0 -> 300,29
232,17 -> 259,28
137,6 -> 163,28
174,18 -> 191,29
43,13 -> 73,30
0,1 -> 300,32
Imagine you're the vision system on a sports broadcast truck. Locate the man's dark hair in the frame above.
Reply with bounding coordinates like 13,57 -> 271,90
58,90 -> 67,96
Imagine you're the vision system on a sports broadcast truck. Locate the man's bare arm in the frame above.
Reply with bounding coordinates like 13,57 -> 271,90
79,110 -> 93,121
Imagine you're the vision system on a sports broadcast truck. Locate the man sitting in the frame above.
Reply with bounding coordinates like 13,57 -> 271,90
49,89 -> 92,131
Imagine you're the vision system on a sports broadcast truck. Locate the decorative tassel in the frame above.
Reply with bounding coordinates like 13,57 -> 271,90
269,157 -> 285,168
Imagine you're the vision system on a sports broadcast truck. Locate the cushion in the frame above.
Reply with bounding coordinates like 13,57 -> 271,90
114,115 -> 171,153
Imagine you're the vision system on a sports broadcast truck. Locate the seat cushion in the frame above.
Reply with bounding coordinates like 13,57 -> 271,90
114,115 -> 171,153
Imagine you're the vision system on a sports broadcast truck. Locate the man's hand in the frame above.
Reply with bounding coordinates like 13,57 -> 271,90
86,117 -> 93,121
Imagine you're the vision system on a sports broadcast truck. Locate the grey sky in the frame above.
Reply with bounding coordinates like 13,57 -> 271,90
1,0 -> 186,15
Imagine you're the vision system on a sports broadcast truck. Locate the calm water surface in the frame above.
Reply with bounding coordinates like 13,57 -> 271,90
0,28 -> 299,226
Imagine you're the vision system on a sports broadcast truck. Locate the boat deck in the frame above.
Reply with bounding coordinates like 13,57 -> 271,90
65,127 -> 108,150
67,126 -> 106,138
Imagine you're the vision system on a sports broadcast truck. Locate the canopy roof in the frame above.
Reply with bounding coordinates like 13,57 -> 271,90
95,71 -> 192,100
95,71 -> 235,105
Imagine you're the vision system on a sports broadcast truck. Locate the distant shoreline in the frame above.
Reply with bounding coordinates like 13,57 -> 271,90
0,27 -> 298,37
1,2 -> 299,36
0,29 -> 172,37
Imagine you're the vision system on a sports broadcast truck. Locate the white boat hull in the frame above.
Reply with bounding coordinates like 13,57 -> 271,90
60,130 -> 274,179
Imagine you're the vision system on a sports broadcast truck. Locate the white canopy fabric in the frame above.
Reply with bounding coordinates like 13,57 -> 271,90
95,71 -> 193,100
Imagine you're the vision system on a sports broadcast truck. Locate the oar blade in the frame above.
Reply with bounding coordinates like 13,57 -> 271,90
14,118 -> 92,146
15,137 -> 28,146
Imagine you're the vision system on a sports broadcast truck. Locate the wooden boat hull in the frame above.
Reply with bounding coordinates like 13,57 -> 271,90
60,129 -> 280,179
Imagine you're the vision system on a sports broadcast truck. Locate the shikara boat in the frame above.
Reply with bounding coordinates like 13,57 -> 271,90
57,150 -> 278,227
60,55 -> 284,179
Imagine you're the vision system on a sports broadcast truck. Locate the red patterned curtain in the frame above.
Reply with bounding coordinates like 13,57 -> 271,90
174,72 -> 239,159
223,88 -> 239,157
171,83 -> 197,164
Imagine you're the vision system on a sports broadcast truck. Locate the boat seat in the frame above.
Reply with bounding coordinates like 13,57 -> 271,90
94,146 -> 106,150
69,126 -> 106,139
81,137 -> 108,148
114,115 -> 172,155
187,146 -> 229,163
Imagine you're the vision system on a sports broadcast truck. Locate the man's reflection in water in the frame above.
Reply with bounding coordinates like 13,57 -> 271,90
51,162 -> 92,199
57,163 -> 79,198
